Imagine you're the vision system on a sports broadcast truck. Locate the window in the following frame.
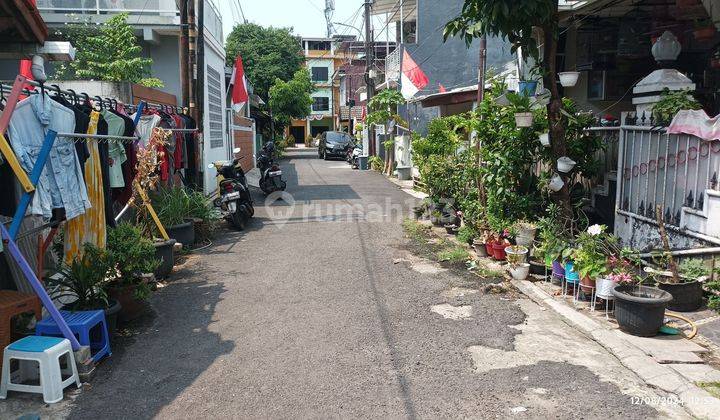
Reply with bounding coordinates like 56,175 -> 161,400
307,41 -> 331,51
206,66 -> 224,149
312,97 -> 329,111
311,67 -> 329,82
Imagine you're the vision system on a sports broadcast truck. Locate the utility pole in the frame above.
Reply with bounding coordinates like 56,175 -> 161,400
363,0 -> 375,155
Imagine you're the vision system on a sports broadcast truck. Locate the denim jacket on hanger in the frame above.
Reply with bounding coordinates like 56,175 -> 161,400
8,93 -> 90,220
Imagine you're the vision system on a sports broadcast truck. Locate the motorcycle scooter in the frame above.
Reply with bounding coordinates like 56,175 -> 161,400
209,147 -> 254,229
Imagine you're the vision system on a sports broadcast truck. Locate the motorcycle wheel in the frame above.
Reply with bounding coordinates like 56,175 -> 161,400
230,208 -> 246,230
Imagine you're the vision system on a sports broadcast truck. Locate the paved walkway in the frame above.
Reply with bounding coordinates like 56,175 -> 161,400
5,149 -> 691,419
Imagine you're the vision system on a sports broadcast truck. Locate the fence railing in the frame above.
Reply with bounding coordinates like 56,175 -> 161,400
37,0 -> 178,15
617,126 -> 720,227
585,126 -> 620,189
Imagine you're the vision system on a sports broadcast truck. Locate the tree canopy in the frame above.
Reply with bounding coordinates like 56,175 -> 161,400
268,69 -> 314,133
225,23 -> 304,99
53,13 -> 163,87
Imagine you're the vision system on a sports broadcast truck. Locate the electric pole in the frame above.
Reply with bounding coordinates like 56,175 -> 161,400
364,0 -> 375,155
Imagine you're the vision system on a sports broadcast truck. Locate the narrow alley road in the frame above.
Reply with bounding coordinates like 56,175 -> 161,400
62,149 -> 682,419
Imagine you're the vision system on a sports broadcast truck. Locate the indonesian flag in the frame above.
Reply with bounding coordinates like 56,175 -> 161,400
230,56 -> 249,112
400,49 -> 429,99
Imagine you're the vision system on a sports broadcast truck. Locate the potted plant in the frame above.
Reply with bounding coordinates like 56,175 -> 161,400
106,223 -> 161,322
508,262 -> 530,280
538,131 -> 550,147
556,156 -> 577,173
492,236 -> 510,261
515,221 -> 537,247
613,282 -> 673,337
693,18 -> 716,41
505,245 -> 529,264
444,223 -> 459,235
548,173 -> 564,192
153,187 -> 197,247
656,259 -> 707,312
651,88 -> 702,126
457,225 -> 476,247
186,188 -> 220,244
507,92 -> 534,128
558,71 -> 580,87
570,224 -> 614,295
47,244 -> 122,337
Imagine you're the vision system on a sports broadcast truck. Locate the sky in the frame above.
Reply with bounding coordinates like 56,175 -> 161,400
216,0 -> 384,41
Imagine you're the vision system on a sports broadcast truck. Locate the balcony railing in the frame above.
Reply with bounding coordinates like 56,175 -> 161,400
37,0 -> 178,16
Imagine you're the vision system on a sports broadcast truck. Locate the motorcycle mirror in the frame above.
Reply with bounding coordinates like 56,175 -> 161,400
233,147 -> 241,154
207,163 -> 215,169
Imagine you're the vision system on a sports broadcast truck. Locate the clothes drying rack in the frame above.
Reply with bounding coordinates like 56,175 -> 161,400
0,75 -> 184,351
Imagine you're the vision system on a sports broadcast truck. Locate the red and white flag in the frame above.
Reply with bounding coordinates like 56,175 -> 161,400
400,49 -> 429,99
230,56 -> 249,112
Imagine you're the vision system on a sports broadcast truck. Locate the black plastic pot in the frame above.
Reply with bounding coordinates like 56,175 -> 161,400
657,280 -> 703,312
154,239 -> 176,279
613,285 -> 673,337
529,260 -> 546,275
166,220 -> 195,247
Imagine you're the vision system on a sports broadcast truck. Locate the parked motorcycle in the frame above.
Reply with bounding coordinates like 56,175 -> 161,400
348,140 -> 363,169
209,147 -> 254,230
257,141 -> 287,195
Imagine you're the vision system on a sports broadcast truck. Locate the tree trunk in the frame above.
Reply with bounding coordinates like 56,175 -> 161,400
542,19 -> 573,227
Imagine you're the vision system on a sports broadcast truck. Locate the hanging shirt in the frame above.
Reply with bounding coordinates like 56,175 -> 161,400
8,93 -> 90,220
64,111 -> 106,263
131,113 -> 162,148
101,110 -> 128,188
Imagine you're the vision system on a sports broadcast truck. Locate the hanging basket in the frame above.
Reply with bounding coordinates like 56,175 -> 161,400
515,112 -> 533,128
518,80 -> 538,97
558,71 -> 580,87
548,173 -> 564,192
538,132 -> 550,147
557,156 -> 577,173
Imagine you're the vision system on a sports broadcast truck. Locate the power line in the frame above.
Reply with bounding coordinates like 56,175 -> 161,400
237,0 -> 247,23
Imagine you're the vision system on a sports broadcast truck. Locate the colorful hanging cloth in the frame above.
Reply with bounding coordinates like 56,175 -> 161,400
64,111 -> 106,263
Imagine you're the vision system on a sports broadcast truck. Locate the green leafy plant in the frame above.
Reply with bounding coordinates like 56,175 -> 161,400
47,244 -> 113,311
570,224 -> 619,279
678,259 -> 710,280
53,13 -> 163,87
457,225 -> 477,245
368,155 -> 384,171
107,223 -> 160,300
269,69 -> 314,134
152,187 -> 212,229
652,89 -> 702,126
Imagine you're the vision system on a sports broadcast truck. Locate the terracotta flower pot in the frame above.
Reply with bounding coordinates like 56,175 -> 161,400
485,241 -> 494,256
580,275 -> 596,293
492,241 -> 507,261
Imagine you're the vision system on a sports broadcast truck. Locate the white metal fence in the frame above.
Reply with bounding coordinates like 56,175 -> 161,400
37,0 -> 178,15
617,126 -> 720,226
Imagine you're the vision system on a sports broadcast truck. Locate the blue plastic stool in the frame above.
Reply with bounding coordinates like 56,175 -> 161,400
35,310 -> 110,362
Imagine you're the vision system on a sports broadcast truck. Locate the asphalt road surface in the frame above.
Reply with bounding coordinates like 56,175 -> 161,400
13,148 -> 685,419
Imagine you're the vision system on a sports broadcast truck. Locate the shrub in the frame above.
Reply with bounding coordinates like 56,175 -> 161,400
47,244 -> 113,311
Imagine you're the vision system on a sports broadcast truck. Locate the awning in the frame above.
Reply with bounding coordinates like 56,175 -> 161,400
0,0 -> 48,44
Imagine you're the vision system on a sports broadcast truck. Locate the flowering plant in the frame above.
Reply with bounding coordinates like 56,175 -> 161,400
606,248 -> 642,285
570,224 -> 618,279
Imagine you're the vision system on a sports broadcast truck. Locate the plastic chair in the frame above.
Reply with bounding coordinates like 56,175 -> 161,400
35,310 -> 110,363
0,336 -> 81,404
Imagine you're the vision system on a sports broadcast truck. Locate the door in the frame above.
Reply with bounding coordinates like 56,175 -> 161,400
289,126 -> 304,144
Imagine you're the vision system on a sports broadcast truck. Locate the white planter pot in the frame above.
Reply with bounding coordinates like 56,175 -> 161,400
558,71 -> 580,87
557,156 -> 577,173
596,277 -> 616,299
538,132 -> 550,147
505,245 -> 528,264
549,173 -> 564,192
514,112 -> 533,128
508,263 -> 530,280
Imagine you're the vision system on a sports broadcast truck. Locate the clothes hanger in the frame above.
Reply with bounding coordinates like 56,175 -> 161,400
0,84 -> 6,106
94,95 -> 103,111
67,89 -> 77,106
81,92 -> 90,108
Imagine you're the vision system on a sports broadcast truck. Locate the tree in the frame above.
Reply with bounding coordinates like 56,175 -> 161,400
444,0 -> 573,222
225,23 -> 304,100
268,69 -> 314,135
53,13 -> 163,87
